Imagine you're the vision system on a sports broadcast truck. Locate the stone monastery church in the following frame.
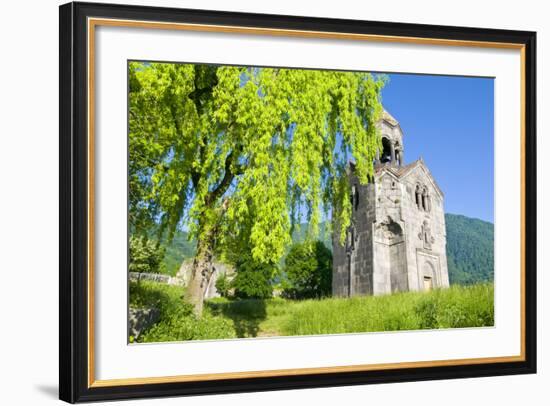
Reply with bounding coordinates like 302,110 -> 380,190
332,110 -> 449,297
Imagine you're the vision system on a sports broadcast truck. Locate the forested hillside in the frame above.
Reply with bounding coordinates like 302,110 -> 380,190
445,213 -> 494,285
161,230 -> 196,275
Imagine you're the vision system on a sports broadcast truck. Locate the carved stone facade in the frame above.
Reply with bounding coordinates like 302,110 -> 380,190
332,110 -> 449,296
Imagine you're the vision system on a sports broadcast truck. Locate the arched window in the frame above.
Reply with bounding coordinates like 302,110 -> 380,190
415,185 -> 421,209
380,137 -> 392,164
350,184 -> 359,211
426,194 -> 431,212
422,187 -> 428,211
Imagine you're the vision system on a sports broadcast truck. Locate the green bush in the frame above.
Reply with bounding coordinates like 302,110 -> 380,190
232,255 -> 276,299
129,279 -> 193,319
129,235 -> 166,274
283,240 -> 332,299
141,311 -> 236,342
129,281 -> 236,342
215,272 -> 231,298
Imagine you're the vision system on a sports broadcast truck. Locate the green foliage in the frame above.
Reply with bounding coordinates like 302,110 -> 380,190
290,222 -> 332,252
283,240 -> 332,299
214,273 -> 231,298
130,278 -> 192,316
129,227 -> 196,276
445,214 -> 494,285
142,311 -> 236,342
129,281 -> 236,342
129,235 -> 165,274
160,229 -> 196,275
231,255 -> 277,299
129,62 -> 385,266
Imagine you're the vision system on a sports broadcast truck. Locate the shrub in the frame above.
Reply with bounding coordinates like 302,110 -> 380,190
130,280 -> 236,342
129,279 -> 193,319
215,272 -> 231,298
129,235 -> 166,274
232,255 -> 276,299
140,310 -> 236,342
283,240 -> 332,299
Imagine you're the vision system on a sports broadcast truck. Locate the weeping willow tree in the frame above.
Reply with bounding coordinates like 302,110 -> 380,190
129,62 -> 384,314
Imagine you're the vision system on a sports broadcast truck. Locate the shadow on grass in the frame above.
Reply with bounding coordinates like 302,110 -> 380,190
206,299 -> 267,338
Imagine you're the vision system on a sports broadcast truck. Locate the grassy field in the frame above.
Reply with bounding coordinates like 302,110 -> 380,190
129,281 -> 494,343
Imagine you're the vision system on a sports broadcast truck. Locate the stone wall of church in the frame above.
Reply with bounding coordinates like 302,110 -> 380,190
352,180 -> 376,295
332,173 -> 377,297
398,166 -> 449,291
332,218 -> 349,296
332,163 -> 450,297
372,172 -> 408,294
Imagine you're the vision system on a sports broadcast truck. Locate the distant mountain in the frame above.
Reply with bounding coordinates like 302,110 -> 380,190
159,213 -> 494,285
290,222 -> 332,250
161,230 -> 196,275
445,213 -> 494,285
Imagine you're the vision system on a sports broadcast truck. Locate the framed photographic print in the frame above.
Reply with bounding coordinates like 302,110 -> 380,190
59,1 -> 537,403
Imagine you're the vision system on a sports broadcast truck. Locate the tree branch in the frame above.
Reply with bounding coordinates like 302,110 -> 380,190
207,150 -> 236,204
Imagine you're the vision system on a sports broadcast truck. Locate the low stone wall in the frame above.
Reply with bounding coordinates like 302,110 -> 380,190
129,261 -> 235,298
177,262 -> 235,299
129,272 -> 184,286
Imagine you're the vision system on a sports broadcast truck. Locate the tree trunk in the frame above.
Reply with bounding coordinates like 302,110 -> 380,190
186,235 -> 215,316
185,200 -> 229,316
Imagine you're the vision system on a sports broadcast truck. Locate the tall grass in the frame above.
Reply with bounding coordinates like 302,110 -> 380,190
282,284 -> 494,336
129,281 -> 494,342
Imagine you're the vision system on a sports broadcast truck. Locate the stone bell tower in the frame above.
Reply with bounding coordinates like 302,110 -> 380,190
332,110 -> 449,296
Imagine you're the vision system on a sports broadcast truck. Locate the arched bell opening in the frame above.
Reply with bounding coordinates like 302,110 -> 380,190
380,137 -> 392,164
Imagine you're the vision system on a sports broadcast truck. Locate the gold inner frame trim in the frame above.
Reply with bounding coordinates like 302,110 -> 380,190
87,17 -> 527,388
90,355 -> 524,388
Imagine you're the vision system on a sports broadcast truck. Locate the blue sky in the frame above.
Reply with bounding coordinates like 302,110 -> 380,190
380,73 -> 494,223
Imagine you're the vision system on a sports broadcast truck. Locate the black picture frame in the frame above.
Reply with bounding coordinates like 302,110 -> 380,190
59,1 -> 537,403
